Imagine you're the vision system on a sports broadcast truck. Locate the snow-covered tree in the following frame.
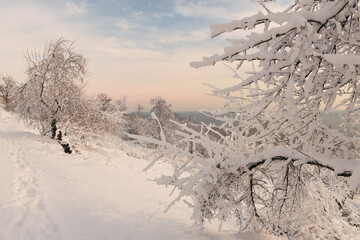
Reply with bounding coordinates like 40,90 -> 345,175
116,96 -> 127,111
0,74 -> 18,111
95,93 -> 113,112
17,38 -> 86,136
132,0 -> 360,238
14,38 -> 126,153
150,96 -> 173,123
87,93 -> 126,136
150,96 -> 180,143
124,97 -> 173,144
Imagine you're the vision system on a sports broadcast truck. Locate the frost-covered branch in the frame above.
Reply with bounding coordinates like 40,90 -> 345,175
134,0 -> 360,238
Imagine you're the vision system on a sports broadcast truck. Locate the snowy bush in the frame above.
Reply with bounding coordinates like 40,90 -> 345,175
149,96 -> 180,144
0,74 -> 18,111
132,0 -> 360,238
125,97 -> 181,146
60,95 -> 124,142
124,113 -> 151,136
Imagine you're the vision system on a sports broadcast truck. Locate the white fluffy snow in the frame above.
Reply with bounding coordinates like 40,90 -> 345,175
0,108 -> 277,240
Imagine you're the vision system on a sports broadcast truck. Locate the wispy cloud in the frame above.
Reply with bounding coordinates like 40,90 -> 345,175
174,1 -> 229,19
172,0 -> 290,21
160,29 -> 209,44
153,12 -> 174,19
113,18 -> 139,33
65,1 -> 87,15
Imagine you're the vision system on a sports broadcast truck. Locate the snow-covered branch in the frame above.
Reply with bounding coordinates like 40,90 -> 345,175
135,0 -> 360,238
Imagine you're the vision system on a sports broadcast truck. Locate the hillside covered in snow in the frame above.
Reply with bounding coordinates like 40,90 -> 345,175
0,107 -> 278,240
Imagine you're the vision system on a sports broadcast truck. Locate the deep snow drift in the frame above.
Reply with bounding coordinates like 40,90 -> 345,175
0,108 -> 277,240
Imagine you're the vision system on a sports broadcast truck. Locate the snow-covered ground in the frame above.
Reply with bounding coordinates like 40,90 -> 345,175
0,108 -> 278,240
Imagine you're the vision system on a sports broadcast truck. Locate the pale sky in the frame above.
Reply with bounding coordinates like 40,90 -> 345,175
0,0 -> 290,111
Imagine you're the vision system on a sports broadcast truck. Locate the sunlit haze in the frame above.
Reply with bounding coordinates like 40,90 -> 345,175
0,0 -> 289,111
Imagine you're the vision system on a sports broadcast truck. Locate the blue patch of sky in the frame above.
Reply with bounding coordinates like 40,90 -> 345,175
4,0 -> 294,51
79,0 -> 226,50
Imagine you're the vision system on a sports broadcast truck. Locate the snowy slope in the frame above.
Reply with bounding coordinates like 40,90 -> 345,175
0,108 -> 277,240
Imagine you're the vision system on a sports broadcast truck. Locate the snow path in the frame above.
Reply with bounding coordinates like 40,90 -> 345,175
0,110 -> 257,240
0,116 -> 61,240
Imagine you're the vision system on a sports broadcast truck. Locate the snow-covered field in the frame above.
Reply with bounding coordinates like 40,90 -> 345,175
0,108 -> 277,240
